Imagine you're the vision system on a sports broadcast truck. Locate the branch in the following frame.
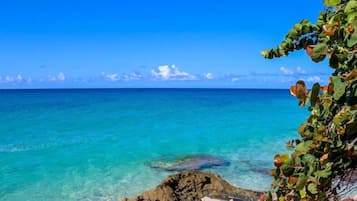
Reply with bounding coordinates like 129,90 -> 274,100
348,137 -> 357,150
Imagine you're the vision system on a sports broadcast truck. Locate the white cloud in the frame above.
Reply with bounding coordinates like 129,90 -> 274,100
0,74 -> 30,83
57,72 -> 65,81
296,67 -> 306,74
1,74 -> 22,82
48,75 -> 57,81
16,74 -> 23,81
47,72 -> 66,81
123,72 -> 142,81
231,77 -> 240,82
306,76 -> 321,83
204,72 -> 214,80
280,67 -> 294,75
105,73 -> 120,81
151,65 -> 170,79
102,72 -> 143,82
5,75 -> 15,82
279,66 -> 307,76
223,73 -> 243,82
151,65 -> 197,80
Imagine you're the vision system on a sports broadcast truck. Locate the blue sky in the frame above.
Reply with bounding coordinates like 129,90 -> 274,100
0,0 -> 332,88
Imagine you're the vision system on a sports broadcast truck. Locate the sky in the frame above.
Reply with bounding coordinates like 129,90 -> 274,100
0,0 -> 332,88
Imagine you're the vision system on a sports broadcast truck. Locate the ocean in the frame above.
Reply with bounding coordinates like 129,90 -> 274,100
0,89 -> 307,201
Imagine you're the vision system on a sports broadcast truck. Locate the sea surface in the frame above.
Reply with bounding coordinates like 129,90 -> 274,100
0,89 -> 307,201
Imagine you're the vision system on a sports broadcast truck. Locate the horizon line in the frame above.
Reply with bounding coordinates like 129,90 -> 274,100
0,87 -> 289,90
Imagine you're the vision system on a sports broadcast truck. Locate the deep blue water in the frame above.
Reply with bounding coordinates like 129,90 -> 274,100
0,89 -> 307,201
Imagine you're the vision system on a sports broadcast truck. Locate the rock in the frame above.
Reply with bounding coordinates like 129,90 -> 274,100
352,170 -> 357,183
340,168 -> 357,183
121,170 -> 262,201
201,196 -> 225,201
147,154 -> 230,171
342,195 -> 357,201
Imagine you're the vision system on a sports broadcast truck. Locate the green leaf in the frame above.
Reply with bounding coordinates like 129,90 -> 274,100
347,21 -> 357,47
331,76 -> 346,100
300,188 -> 307,198
300,19 -> 311,26
294,23 -> 303,32
310,83 -> 320,107
323,0 -> 341,7
333,108 -> 351,125
311,43 -> 328,62
287,29 -> 299,40
295,175 -> 308,190
347,11 -> 357,23
281,158 -> 294,176
303,154 -> 317,164
345,0 -> 357,14
296,140 -> 313,154
308,183 -> 318,194
329,52 -> 339,68
315,165 -> 332,178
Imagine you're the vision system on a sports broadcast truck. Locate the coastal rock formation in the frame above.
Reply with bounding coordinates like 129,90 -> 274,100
121,170 -> 262,201
147,154 -> 230,171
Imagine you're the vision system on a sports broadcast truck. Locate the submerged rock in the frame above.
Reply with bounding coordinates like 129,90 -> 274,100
147,154 -> 230,171
121,170 -> 262,201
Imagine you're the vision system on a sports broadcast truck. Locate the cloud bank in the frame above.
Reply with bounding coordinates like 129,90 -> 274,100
151,65 -> 197,81
0,65 -> 329,88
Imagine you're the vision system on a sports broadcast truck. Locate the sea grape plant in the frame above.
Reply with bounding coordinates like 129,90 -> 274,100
261,0 -> 357,200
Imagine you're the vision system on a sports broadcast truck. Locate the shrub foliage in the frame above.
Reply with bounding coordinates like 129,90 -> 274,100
261,1 -> 357,200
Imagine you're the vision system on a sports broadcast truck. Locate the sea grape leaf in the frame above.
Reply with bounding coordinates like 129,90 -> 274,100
281,158 -> 294,176
303,154 -> 317,164
266,192 -> 273,201
288,29 -> 299,40
329,11 -> 344,23
288,175 -> 298,185
295,175 -> 308,190
274,154 -> 289,167
347,21 -> 357,47
311,43 -> 328,62
290,80 -> 308,106
294,23 -> 303,32
300,188 -> 307,198
320,153 -> 329,163
315,170 -> 331,178
296,140 -> 313,154
308,183 -> 318,194
329,52 -> 339,68
331,76 -> 346,100
323,0 -> 341,7
345,0 -> 357,14
347,11 -> 357,23
315,165 -> 332,178
333,108 -> 351,126
310,83 -> 320,107
303,154 -> 318,176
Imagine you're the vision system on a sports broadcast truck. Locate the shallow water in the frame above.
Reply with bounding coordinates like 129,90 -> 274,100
0,89 -> 307,200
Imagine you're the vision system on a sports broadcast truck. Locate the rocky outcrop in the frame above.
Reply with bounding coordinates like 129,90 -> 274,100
121,170 -> 262,201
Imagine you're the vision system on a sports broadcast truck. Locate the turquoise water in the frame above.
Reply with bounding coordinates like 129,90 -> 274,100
0,89 -> 307,201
